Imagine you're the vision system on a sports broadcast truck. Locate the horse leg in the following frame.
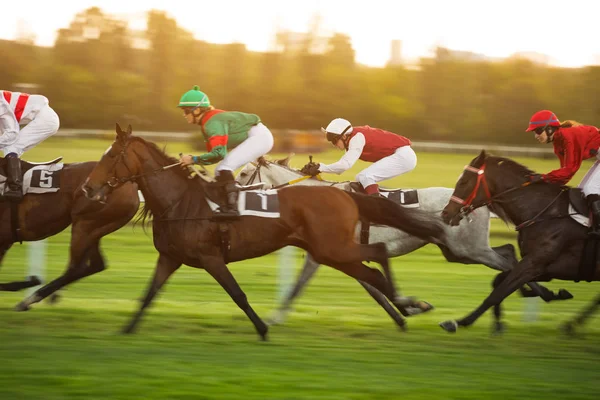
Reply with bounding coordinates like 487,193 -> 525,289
202,256 -> 268,340
122,253 -> 181,334
14,242 -> 105,310
491,271 -> 510,335
561,293 -> 600,336
0,243 -> 41,291
439,260 -> 541,333
269,252 -> 320,325
362,242 -> 434,317
357,281 -> 409,329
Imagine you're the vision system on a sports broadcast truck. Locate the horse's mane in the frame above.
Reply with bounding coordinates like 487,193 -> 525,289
487,155 -> 535,177
484,154 -> 541,226
255,155 -> 351,186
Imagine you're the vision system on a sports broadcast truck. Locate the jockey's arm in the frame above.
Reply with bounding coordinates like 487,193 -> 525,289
195,124 -> 229,165
543,136 -> 581,184
318,133 -> 365,174
0,100 -> 19,148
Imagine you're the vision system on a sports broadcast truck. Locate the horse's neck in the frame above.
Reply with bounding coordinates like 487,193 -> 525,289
492,177 -> 565,225
139,167 -> 209,218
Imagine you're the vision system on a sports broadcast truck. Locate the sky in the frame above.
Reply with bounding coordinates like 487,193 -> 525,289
2,0 -> 600,68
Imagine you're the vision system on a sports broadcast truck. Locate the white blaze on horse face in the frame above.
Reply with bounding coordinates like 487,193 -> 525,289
103,145 -> 113,156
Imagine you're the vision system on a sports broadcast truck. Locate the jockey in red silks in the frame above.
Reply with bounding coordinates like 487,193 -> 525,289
0,90 -> 60,201
526,109 -> 600,233
301,118 -> 416,196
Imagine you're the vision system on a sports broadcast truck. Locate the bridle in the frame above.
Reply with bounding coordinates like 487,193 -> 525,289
449,161 -> 566,229
102,139 -> 180,189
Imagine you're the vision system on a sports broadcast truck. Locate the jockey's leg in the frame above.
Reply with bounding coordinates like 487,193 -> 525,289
578,159 -> 600,235
355,146 -> 417,197
213,123 -> 274,217
2,105 -> 59,202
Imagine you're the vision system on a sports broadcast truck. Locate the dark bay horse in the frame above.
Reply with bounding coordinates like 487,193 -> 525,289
81,124 -> 447,339
440,150 -> 599,334
1,156 -> 139,310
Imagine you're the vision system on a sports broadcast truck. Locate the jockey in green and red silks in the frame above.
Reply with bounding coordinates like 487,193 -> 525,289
177,86 -> 274,218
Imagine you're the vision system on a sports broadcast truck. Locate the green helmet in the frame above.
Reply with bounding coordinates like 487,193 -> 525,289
178,85 -> 210,108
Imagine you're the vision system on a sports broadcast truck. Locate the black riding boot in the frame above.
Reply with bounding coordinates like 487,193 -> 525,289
4,154 -> 23,202
588,194 -> 600,237
214,170 -> 239,219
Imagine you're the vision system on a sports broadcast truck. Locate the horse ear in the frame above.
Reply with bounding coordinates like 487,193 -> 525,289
473,149 -> 486,167
278,153 -> 295,167
115,123 -> 123,135
127,124 -> 132,136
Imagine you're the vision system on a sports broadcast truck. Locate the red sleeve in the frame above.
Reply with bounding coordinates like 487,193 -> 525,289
206,135 -> 228,151
543,132 -> 582,184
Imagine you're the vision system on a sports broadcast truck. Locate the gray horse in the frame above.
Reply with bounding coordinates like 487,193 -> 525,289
237,156 -> 569,327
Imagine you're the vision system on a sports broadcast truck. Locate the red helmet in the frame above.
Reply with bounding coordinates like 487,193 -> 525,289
526,110 -> 560,132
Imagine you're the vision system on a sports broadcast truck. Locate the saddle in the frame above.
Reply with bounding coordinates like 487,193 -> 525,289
568,188 -> 589,216
0,156 -> 63,177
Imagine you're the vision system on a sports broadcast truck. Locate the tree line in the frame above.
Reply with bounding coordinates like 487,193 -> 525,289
2,7 -> 600,145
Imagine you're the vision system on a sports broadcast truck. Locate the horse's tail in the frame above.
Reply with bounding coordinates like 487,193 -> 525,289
346,192 -> 446,243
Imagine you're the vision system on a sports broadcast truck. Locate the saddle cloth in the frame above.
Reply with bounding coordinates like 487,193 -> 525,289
207,189 -> 280,218
0,163 -> 63,195
381,188 -> 419,208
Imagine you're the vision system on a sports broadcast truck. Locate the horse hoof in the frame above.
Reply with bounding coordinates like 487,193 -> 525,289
14,302 -> 30,312
122,326 -> 136,335
394,296 -> 416,307
404,301 -> 435,317
491,322 -> 505,336
557,289 -> 574,301
439,320 -> 458,333
260,332 -> 269,341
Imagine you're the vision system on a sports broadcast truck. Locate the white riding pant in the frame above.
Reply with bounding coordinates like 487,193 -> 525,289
356,146 -> 417,188
578,150 -> 600,196
215,123 -> 274,176
2,105 -> 60,157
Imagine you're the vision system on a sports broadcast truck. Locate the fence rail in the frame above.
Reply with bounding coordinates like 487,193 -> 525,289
55,129 -> 555,158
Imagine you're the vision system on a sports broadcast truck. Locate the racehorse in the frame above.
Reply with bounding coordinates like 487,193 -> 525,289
237,156 -> 571,329
440,150 -> 600,334
2,154 -> 140,310
80,124 -> 447,338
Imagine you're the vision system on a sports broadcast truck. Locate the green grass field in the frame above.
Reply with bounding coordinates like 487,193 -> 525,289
0,136 -> 598,400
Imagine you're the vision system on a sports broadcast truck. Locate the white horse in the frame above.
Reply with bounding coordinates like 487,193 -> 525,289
237,156 -> 570,327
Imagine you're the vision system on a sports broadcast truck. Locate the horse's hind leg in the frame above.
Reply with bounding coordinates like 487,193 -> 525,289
561,292 -> 600,336
269,252 -> 321,325
361,242 -> 434,316
358,281 -> 408,330
123,252 -> 181,334
201,256 -> 268,340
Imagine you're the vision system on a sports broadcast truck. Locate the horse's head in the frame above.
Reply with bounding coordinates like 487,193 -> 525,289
237,154 -> 297,186
441,150 -> 493,226
82,123 -> 143,203
442,150 -> 539,226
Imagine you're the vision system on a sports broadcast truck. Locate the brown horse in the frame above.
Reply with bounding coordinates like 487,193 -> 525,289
81,124 -> 447,339
2,155 -> 139,310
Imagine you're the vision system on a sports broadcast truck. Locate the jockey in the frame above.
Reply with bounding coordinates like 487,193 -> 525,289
526,110 -> 600,233
178,86 -> 274,218
301,118 -> 416,196
0,90 -> 60,201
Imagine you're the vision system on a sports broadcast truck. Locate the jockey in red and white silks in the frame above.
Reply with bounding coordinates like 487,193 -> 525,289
301,118 -> 416,196
0,90 -> 60,200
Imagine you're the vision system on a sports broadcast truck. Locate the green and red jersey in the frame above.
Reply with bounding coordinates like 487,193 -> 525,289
195,110 -> 261,165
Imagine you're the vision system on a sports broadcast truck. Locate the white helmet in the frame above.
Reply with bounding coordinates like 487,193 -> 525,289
321,118 -> 353,143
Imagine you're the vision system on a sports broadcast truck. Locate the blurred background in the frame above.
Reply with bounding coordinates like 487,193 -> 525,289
1,1 -> 599,399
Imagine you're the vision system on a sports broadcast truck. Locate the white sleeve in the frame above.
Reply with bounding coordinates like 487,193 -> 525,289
0,99 -> 19,148
318,133 -> 365,174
